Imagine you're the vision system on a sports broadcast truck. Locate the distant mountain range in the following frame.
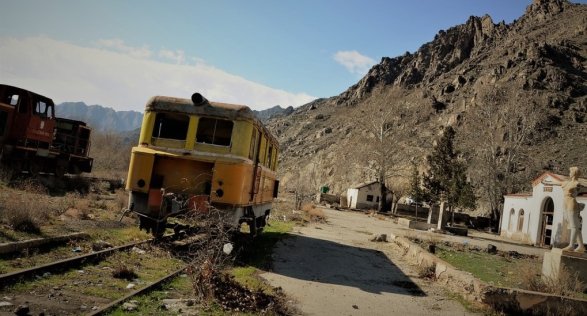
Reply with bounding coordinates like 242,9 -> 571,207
55,102 -> 293,132
56,102 -> 143,132
253,105 -> 294,122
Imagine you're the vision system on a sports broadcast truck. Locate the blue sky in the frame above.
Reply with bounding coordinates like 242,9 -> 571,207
1,0 -> 583,111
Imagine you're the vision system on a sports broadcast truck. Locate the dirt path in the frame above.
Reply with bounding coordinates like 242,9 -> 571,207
262,208 -> 478,316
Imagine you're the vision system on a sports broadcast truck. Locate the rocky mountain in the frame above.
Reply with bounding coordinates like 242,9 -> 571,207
56,102 -> 143,132
267,0 -> 587,215
253,105 -> 295,122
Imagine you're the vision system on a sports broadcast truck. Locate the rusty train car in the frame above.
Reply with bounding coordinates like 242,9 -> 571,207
125,93 -> 279,237
0,84 -> 93,177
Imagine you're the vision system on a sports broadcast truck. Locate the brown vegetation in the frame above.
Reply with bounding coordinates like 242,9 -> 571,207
521,264 -> 585,298
301,204 -> 327,223
112,263 -> 138,281
90,131 -> 133,178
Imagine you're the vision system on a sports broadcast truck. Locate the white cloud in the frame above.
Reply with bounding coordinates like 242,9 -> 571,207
95,38 -> 152,59
0,36 -> 316,111
159,49 -> 186,64
333,50 -> 375,75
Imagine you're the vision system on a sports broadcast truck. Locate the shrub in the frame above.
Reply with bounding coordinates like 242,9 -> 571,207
522,264 -> 585,297
0,198 -> 43,234
112,264 -> 138,280
0,185 -> 66,234
301,203 -> 327,223
416,263 -> 436,280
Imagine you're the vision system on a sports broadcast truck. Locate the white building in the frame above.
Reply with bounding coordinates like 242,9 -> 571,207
347,181 -> 381,210
500,172 -> 587,247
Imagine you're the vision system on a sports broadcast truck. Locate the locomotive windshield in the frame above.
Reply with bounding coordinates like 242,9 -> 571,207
152,112 -> 189,140
34,100 -> 54,118
7,94 -> 19,106
196,117 -> 233,146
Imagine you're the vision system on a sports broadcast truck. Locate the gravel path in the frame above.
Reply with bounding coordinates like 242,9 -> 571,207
261,208 -> 479,316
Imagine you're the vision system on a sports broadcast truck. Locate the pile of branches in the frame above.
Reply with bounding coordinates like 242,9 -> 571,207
181,207 -> 293,314
182,207 -> 236,298
210,272 -> 279,313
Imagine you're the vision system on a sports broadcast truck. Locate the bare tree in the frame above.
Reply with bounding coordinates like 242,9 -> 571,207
472,88 -> 542,228
291,162 -> 322,210
350,87 -> 412,212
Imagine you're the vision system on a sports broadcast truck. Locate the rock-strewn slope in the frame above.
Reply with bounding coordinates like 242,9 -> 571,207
268,0 -> 587,214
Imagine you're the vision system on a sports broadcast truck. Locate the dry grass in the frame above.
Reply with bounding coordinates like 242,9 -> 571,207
112,263 -> 138,281
301,203 -> 327,223
0,194 -> 48,234
416,263 -> 436,280
522,264 -> 585,298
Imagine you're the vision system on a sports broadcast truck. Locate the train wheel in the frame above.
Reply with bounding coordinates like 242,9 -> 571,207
248,218 -> 257,238
255,215 -> 266,235
152,219 -> 167,238
28,161 -> 42,177
55,164 -> 66,178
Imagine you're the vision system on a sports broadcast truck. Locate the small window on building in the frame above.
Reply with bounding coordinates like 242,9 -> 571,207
376,196 -> 380,203
272,151 -> 278,171
249,128 -> 258,160
518,209 -> 525,232
366,195 -> 374,202
8,94 -> 19,106
508,208 -> 515,231
196,117 -> 233,146
267,145 -> 273,167
152,112 -> 190,140
35,101 -> 48,117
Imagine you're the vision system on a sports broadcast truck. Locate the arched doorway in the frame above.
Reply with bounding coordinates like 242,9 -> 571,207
540,197 -> 554,246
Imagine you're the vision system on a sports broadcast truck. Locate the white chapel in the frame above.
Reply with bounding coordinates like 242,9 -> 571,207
500,172 -> 587,247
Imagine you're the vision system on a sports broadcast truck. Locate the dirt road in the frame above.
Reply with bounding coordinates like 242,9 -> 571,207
262,208 -> 478,315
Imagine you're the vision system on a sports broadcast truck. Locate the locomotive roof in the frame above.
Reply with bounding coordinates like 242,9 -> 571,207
145,95 -> 279,147
0,84 -> 54,104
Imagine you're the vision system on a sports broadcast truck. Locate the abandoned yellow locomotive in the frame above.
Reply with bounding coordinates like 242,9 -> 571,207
125,93 -> 279,236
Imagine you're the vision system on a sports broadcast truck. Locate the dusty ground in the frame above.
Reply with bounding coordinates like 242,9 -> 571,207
261,208 -> 479,316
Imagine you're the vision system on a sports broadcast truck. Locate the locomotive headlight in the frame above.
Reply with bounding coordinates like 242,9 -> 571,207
216,189 -> 224,198
137,179 -> 146,188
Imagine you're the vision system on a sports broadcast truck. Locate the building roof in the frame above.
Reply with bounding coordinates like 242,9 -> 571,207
531,171 -> 587,187
350,181 -> 380,189
504,193 -> 532,198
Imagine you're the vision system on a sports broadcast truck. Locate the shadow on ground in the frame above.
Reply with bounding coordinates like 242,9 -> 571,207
267,233 -> 425,296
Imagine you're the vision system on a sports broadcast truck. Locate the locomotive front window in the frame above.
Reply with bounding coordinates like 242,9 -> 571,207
7,94 -> 19,106
152,112 -> 189,140
35,101 -> 48,117
196,118 -> 233,146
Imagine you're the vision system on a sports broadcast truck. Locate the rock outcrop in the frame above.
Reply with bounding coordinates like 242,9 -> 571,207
268,0 -> 587,215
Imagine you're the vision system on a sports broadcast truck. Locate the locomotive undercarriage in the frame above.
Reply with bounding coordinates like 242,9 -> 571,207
127,190 -> 270,238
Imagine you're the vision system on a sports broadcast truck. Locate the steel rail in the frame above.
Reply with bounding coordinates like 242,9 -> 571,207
0,238 -> 156,288
87,266 -> 187,316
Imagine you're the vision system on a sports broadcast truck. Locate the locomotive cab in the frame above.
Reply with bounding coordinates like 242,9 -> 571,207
126,93 -> 279,237
0,85 -> 56,149
0,84 -> 93,176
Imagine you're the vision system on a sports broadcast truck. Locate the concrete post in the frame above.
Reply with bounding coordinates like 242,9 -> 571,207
437,201 -> 448,230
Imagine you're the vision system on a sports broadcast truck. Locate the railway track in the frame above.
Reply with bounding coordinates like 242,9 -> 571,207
0,238 -> 155,289
0,232 -> 198,315
87,266 -> 187,316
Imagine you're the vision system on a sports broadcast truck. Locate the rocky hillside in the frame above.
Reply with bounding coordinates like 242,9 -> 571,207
56,102 -> 143,132
268,0 -> 587,214
253,105 -> 294,122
